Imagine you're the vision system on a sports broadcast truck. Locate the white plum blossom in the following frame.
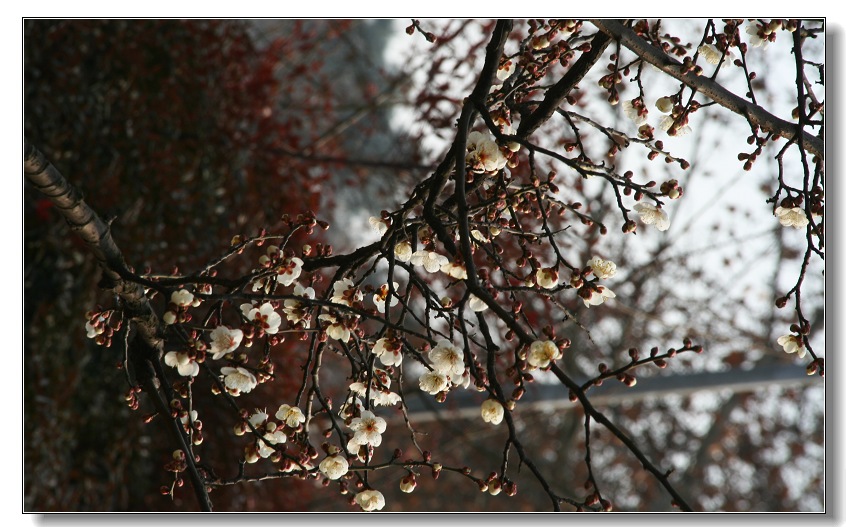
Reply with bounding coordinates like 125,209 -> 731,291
775,207 -> 809,229
634,203 -> 671,231
338,396 -> 364,420
587,256 -> 617,280
658,114 -> 692,136
171,289 -> 194,307
373,336 -> 403,367
481,399 -> 504,425
180,410 -> 199,431
257,426 -> 287,458
454,370 -> 473,390
778,334 -> 806,359
350,379 -> 402,407
349,410 -> 387,448
283,283 -> 315,327
220,366 -> 258,396
410,250 -> 449,273
527,340 -> 562,369
622,99 -> 647,126
319,454 -> 349,480
276,404 -> 306,428
276,257 -> 304,287
373,282 -> 399,313
466,130 -> 507,174
467,294 -> 489,312
536,267 -> 559,289
441,261 -> 468,280
246,302 -> 282,334
164,351 -> 199,377
583,285 -> 616,308
319,314 -> 351,342
356,489 -> 386,512
249,410 -> 270,429
429,340 -> 466,377
208,326 -> 244,360
394,241 -> 413,262
331,278 -> 362,307
369,216 -> 389,235
419,371 -> 450,395
746,22 -> 770,48
698,43 -> 731,65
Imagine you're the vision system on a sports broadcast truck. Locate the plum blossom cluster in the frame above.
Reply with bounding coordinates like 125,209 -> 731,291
234,404 -> 306,465
419,340 -> 473,398
163,288 -> 200,325
349,368 -> 402,407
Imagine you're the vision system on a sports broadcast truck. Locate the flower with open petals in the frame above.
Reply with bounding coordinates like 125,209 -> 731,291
171,289 -> 194,307
658,114 -> 692,137
410,250 -> 449,273
536,267 -> 559,289
319,454 -> 349,480
419,371 -> 449,395
247,302 -> 282,335
209,326 -> 244,360
276,404 -> 306,428
373,335 -> 403,367
349,410 -> 387,448
331,278 -> 362,307
356,489 -> 386,512
276,257 -> 304,287
587,256 -> 617,280
220,366 -> 257,396
373,282 -> 399,313
429,340 -> 465,377
527,340 -> 562,369
466,130 -> 507,174
257,425 -> 287,458
777,334 -> 806,359
481,399 -> 504,425
350,376 -> 401,407
283,283 -> 315,327
698,43 -> 730,65
164,351 -> 199,377
633,203 -> 671,231
623,99 -> 647,126
746,22 -> 770,49
582,285 -> 616,308
775,207 -> 809,229
319,314 -> 351,342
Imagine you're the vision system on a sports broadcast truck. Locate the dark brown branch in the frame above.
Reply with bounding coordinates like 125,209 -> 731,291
517,30 -> 612,137
24,140 -> 213,512
590,19 -> 824,159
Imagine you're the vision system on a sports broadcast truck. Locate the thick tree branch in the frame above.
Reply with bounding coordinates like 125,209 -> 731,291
24,140 -> 213,512
590,19 -> 824,160
517,30 -> 612,137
